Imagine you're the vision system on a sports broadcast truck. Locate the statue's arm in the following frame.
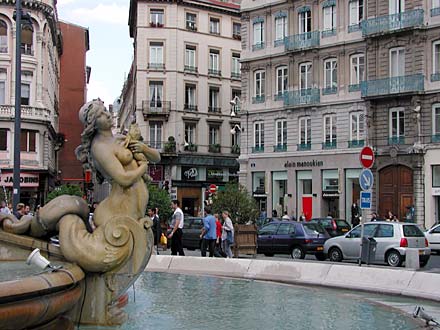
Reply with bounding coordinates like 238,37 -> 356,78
92,145 -> 147,188
129,142 -> 161,163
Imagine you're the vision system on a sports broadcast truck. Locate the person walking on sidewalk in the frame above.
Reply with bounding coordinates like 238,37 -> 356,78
221,211 -> 234,258
200,206 -> 216,257
169,200 -> 185,256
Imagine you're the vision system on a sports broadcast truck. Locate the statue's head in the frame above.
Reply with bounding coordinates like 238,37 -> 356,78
79,99 -> 106,127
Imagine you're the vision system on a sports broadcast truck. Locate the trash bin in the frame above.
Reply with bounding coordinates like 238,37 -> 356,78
360,237 -> 377,264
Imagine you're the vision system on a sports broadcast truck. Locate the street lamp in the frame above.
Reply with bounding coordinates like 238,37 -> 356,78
229,95 -> 240,117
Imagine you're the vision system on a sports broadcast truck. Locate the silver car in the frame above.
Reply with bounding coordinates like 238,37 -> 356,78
425,223 -> 440,254
323,221 -> 431,267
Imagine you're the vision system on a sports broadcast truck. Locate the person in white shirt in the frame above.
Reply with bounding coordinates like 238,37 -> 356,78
282,211 -> 290,221
0,200 -> 11,215
169,200 -> 185,256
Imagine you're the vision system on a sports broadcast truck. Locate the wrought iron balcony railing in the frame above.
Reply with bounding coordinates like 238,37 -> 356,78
284,31 -> 320,52
432,134 -> 440,143
348,140 -> 365,148
321,28 -> 336,38
208,69 -> 221,76
361,9 -> 424,36
432,7 -> 440,17
148,63 -> 165,70
142,101 -> 171,115
252,95 -> 265,104
284,88 -> 320,107
231,72 -> 241,79
360,74 -> 424,97
297,143 -> 311,151
208,144 -> 221,153
322,140 -> 337,149
184,65 -> 198,73
388,136 -> 405,145
184,104 -> 198,111
252,145 -> 264,153
348,84 -> 361,92
322,86 -> 337,95
431,73 -> 440,82
252,42 -> 265,51
208,106 -> 221,113
273,144 -> 287,152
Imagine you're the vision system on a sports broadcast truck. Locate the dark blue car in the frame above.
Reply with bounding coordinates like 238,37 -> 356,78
257,221 -> 330,260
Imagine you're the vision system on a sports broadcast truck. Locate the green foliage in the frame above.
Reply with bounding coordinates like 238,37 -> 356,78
212,183 -> 259,224
147,183 -> 172,224
47,184 -> 83,202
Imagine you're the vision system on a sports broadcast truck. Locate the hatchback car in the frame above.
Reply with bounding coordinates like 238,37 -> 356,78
324,221 -> 431,267
425,223 -> 440,254
310,218 -> 351,237
182,217 -> 204,250
257,221 -> 330,260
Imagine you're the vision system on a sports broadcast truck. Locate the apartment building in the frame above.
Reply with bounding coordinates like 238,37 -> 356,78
122,0 -> 241,215
0,0 -> 62,207
240,0 -> 440,227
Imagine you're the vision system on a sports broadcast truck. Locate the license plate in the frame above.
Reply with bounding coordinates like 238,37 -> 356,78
342,229 -> 348,232
317,246 -> 324,251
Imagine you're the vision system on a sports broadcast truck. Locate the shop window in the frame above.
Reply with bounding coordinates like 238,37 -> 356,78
272,171 -> 287,216
433,165 -> 440,187
252,172 -> 265,194
322,169 -> 339,191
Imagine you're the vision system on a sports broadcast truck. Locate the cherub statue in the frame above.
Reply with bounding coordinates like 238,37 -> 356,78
124,123 -> 152,183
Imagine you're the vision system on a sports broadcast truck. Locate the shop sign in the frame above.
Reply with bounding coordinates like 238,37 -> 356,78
207,168 -> 223,181
322,191 -> 339,198
0,173 -> 39,187
182,167 -> 198,181
284,160 -> 324,168
432,188 -> 440,196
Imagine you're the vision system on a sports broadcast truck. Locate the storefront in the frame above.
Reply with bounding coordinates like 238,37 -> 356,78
425,149 -> 440,229
345,169 -> 362,224
0,171 -> 46,209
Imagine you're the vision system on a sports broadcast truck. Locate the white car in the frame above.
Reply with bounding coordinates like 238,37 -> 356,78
425,223 -> 440,254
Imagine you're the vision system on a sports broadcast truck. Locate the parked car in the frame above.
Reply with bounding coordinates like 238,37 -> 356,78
324,221 -> 431,267
310,218 -> 351,237
182,217 -> 204,250
257,221 -> 330,260
425,223 -> 440,254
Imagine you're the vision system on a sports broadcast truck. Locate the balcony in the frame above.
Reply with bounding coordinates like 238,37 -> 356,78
274,92 -> 287,101
208,69 -> 221,77
252,42 -> 265,51
432,7 -> 440,17
231,72 -> 241,80
361,9 -> 424,37
184,143 -> 198,152
322,141 -> 337,149
0,105 -> 52,125
432,134 -> 440,143
321,28 -> 336,38
273,144 -> 287,152
208,144 -> 221,153
208,106 -> 221,113
142,101 -> 171,118
322,86 -> 337,95
432,73 -> 440,82
184,65 -> 198,73
252,95 -> 265,104
297,143 -> 311,151
284,88 -> 320,107
148,63 -> 165,70
348,84 -> 361,92
284,31 -> 320,52
360,74 -> 424,98
388,136 -> 405,145
348,24 -> 361,33
348,140 -> 365,148
274,39 -> 285,47
252,146 -> 264,153
184,104 -> 198,111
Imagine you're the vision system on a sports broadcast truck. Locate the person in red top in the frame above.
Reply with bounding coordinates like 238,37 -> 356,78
214,213 -> 225,257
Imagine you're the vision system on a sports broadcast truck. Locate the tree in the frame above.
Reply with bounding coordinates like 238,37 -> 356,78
46,184 -> 83,203
147,183 -> 172,224
211,183 -> 259,224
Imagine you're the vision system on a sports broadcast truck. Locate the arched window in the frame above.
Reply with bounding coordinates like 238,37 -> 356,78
21,24 -> 33,55
0,20 -> 7,53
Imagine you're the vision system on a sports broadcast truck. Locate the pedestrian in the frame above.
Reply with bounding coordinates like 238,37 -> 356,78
371,212 -> 378,221
0,200 -> 11,214
282,211 -> 290,221
221,211 -> 234,258
299,212 -> 306,222
24,205 -> 30,215
148,207 -> 161,250
169,200 -> 185,256
13,203 -> 26,220
391,214 -> 399,222
214,213 -> 224,257
272,210 -> 278,218
200,206 -> 216,257
386,210 -> 393,220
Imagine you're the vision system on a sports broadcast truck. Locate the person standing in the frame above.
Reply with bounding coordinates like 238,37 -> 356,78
148,207 -> 161,252
169,200 -> 185,256
221,211 -> 234,258
13,203 -> 26,220
214,213 -> 224,257
282,211 -> 290,221
200,206 -> 216,257
0,201 -> 11,214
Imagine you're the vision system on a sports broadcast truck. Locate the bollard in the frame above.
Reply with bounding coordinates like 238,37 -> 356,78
405,248 -> 420,270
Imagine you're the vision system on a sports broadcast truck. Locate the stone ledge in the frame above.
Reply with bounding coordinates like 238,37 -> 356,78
146,256 -> 440,302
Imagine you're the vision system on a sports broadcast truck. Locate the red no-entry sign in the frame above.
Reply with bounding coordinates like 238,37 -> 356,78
209,184 -> 217,194
359,146 -> 374,168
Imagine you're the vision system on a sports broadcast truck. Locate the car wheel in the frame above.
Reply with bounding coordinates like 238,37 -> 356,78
386,250 -> 402,267
264,253 -> 274,257
328,247 -> 343,262
420,260 -> 428,268
315,253 -> 326,261
291,246 -> 305,259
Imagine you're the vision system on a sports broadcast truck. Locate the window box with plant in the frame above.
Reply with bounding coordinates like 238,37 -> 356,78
185,143 -> 198,152
209,143 -> 221,153
163,136 -> 176,153
231,144 -> 240,154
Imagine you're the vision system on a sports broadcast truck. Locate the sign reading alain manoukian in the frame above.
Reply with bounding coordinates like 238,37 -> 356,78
284,160 -> 324,168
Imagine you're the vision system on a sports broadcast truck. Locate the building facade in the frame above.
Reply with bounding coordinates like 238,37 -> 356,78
122,0 -> 241,216
240,0 -> 440,227
0,0 -> 62,207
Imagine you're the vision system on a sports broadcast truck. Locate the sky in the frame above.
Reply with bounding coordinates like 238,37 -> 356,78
57,0 -> 133,106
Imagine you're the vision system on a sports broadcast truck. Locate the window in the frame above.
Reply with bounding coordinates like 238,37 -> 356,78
233,22 -> 241,39
149,42 -> 163,68
20,130 -> 36,152
299,62 -> 312,91
185,123 -> 196,144
21,83 -> 30,105
299,9 -> 312,34
275,16 -> 287,42
149,122 -> 162,149
323,5 -> 336,32
209,17 -> 220,34
276,66 -> 288,96
185,84 -> 196,110
350,54 -> 365,86
433,104 -> 440,138
231,124 -> 241,147
389,0 -> 404,14
389,107 -> 405,140
0,81 -> 4,105
232,89 -> 241,113
186,13 -> 197,31
277,223 -> 294,235
0,129 -> 7,151
21,24 -> 33,55
185,45 -> 196,71
390,47 -> 405,77
0,20 -> 7,53
150,9 -> 164,25
433,41 -> 440,75
149,81 -> 163,108
434,0 -> 440,9
253,21 -> 264,46
259,223 -> 278,235
208,87 -> 219,112
375,224 -> 394,238
209,49 -> 220,75
209,126 -> 219,145
299,117 -> 311,146
254,70 -> 265,97
349,0 -> 364,26
323,114 -> 337,145
275,119 -> 287,149
324,58 -> 338,91
232,53 -> 240,78
434,165 -> 440,187
350,112 -> 365,143
254,122 -> 264,149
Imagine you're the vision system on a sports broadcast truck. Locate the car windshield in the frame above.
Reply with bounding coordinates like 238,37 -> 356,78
303,223 -> 326,235
403,225 -> 425,237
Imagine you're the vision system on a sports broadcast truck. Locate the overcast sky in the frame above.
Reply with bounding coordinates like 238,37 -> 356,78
57,0 -> 133,106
